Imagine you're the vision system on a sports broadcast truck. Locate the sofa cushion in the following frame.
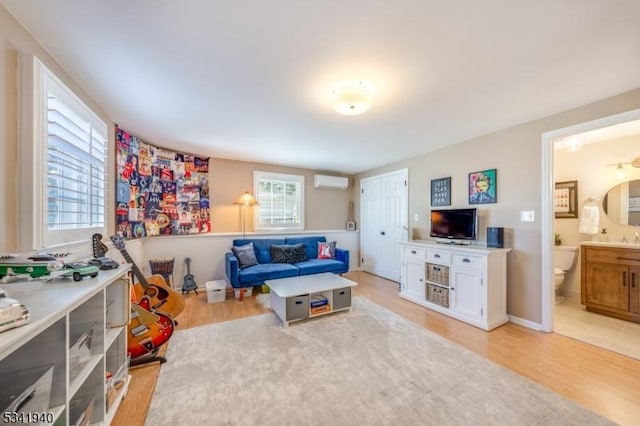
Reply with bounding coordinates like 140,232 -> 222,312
271,244 -> 307,263
317,241 -> 336,259
233,238 -> 284,264
295,259 -> 347,275
284,236 -> 326,260
231,242 -> 258,269
237,262 -> 298,284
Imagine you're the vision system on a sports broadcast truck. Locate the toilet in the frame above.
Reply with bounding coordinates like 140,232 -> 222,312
554,245 -> 578,302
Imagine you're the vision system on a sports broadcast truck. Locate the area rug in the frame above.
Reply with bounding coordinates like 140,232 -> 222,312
146,297 -> 612,426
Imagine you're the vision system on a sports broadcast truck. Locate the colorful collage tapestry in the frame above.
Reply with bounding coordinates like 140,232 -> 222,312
115,126 -> 210,239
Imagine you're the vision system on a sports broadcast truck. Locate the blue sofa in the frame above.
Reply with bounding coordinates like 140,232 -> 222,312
225,236 -> 349,290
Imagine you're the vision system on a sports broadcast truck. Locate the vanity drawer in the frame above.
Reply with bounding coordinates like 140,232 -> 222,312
585,247 -> 640,265
452,254 -> 483,269
427,251 -> 451,264
404,247 -> 426,260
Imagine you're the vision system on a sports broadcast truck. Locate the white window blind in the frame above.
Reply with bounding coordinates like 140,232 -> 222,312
18,54 -> 108,249
254,171 -> 305,230
47,93 -> 106,230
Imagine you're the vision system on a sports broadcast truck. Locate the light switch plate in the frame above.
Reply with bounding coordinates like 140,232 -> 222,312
520,211 -> 535,222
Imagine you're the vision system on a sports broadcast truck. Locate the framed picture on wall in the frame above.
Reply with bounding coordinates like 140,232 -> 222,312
554,180 -> 578,218
431,177 -> 451,206
468,169 -> 497,204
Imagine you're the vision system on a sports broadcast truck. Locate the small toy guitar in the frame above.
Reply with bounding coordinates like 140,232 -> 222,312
182,257 -> 198,294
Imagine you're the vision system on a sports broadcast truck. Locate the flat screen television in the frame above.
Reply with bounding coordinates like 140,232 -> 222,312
430,208 -> 477,241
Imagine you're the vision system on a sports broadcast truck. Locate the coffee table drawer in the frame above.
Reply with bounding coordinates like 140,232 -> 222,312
286,295 -> 309,321
333,287 -> 352,310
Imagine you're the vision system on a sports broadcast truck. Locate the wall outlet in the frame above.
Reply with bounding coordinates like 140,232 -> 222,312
520,211 -> 535,222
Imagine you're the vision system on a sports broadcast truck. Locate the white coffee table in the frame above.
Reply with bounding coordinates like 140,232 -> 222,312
266,272 -> 357,326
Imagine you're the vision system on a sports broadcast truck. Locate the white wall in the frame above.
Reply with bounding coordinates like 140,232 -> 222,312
554,134 -> 640,299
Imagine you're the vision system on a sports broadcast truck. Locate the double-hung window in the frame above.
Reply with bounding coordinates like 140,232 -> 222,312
19,54 -> 107,249
254,171 -> 305,231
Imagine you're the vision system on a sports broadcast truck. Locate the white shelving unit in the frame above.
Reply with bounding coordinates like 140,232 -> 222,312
0,265 -> 131,425
399,241 -> 510,331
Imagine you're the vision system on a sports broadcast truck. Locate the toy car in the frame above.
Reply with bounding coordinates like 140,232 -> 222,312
88,257 -> 120,270
0,288 -> 30,332
60,262 -> 100,281
0,259 -> 62,280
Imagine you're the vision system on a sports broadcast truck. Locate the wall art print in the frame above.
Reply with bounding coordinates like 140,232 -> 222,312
468,169 -> 497,204
431,177 -> 451,206
116,126 -> 211,239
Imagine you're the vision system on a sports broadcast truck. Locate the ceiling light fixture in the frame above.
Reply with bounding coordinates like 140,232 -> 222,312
332,80 -> 374,116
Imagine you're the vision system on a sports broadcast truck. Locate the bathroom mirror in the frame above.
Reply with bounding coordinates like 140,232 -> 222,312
602,179 -> 640,226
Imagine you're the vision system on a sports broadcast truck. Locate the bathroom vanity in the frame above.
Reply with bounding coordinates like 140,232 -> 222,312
581,241 -> 640,323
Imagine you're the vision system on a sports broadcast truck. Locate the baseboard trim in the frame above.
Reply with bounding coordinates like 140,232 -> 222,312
508,315 -> 543,331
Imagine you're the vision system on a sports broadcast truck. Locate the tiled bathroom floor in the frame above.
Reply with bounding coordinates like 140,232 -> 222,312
554,299 -> 640,361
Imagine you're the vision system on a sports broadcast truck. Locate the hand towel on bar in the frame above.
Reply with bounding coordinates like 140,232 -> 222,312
579,205 -> 600,234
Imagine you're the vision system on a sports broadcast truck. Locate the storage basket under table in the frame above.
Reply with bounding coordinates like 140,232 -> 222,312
426,283 -> 449,308
426,263 -> 449,286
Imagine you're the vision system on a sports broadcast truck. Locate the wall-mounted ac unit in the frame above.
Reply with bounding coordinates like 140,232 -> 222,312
314,174 -> 349,190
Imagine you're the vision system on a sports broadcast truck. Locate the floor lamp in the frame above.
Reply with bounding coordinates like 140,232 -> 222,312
234,191 -> 258,239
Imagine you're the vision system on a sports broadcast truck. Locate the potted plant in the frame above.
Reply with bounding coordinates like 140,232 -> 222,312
554,233 -> 562,246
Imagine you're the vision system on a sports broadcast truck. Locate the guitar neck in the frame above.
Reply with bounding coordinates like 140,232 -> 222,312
118,248 -> 149,290
185,258 -> 191,275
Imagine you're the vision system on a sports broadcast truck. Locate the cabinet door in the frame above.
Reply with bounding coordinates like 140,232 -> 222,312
404,259 -> 425,300
630,267 -> 640,314
450,268 -> 483,321
585,263 -> 629,311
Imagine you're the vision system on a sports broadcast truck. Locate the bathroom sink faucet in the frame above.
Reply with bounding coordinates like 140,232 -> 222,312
635,231 -> 640,244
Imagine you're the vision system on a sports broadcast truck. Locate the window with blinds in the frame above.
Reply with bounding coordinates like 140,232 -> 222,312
47,93 -> 106,231
18,54 -> 108,249
254,171 -> 305,230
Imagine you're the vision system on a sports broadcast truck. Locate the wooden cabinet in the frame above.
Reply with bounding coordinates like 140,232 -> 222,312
399,241 -> 510,331
0,266 -> 131,425
581,243 -> 640,323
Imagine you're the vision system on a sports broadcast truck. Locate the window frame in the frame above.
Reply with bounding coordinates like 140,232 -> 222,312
253,171 -> 305,231
18,54 -> 108,250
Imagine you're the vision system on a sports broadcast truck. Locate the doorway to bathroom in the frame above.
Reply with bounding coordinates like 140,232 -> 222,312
542,108 -> 640,360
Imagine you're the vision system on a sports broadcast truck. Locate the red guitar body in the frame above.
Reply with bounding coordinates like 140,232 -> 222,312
127,297 -> 175,359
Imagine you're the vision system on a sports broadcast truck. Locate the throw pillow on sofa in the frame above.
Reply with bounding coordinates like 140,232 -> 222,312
271,244 -> 307,263
232,242 -> 259,268
317,241 -> 336,259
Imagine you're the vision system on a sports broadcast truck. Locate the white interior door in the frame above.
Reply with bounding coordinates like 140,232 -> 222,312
360,177 -> 382,275
360,169 -> 408,281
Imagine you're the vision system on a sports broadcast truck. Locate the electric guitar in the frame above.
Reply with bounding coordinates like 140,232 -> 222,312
128,298 -> 174,358
110,234 -> 185,319
182,257 -> 198,294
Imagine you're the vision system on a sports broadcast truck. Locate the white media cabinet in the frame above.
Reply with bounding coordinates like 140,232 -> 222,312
0,265 -> 131,425
399,241 -> 510,331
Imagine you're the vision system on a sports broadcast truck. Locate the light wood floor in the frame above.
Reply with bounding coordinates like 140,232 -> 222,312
113,271 -> 640,426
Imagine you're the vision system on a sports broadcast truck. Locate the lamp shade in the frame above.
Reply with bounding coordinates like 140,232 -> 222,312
234,191 -> 258,206
332,80 -> 374,116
